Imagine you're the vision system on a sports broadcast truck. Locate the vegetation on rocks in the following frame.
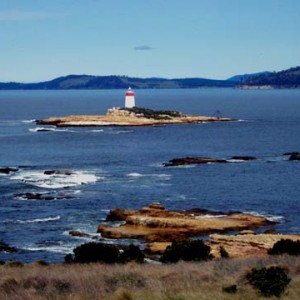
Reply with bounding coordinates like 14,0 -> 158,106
160,239 -> 213,263
66,242 -> 145,264
268,239 -> 300,256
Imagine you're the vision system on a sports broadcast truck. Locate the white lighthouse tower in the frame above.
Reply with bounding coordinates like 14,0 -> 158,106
125,87 -> 135,108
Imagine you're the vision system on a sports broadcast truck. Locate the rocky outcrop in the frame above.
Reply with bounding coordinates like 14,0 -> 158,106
164,157 -> 227,167
0,167 -> 18,174
98,203 -> 274,243
208,233 -> 300,258
37,107 -> 236,127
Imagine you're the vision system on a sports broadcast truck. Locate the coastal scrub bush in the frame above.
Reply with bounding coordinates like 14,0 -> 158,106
73,242 -> 120,264
160,239 -> 213,263
120,244 -> 145,263
70,242 -> 145,264
268,239 -> 300,256
246,266 -> 291,297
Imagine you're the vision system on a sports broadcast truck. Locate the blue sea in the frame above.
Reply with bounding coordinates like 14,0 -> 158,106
0,88 -> 300,263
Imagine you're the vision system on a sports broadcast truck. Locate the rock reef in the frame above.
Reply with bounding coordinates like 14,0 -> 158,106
98,203 -> 273,244
37,107 -> 236,127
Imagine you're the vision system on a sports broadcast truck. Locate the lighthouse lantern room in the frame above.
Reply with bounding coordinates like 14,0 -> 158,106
125,87 -> 135,108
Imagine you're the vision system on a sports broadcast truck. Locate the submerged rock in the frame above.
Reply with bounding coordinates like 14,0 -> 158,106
44,170 -> 74,176
14,192 -> 73,201
288,152 -> 300,161
0,241 -> 17,253
164,157 -> 227,167
231,156 -> 257,161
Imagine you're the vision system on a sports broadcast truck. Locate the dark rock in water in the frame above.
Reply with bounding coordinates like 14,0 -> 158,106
69,230 -> 93,238
231,156 -> 257,161
288,152 -> 300,161
283,151 -> 299,156
44,170 -> 73,176
14,192 -> 73,201
164,156 -> 227,167
0,241 -> 17,253
0,167 -> 18,174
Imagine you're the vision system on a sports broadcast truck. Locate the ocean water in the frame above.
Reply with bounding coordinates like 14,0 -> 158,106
0,88 -> 300,263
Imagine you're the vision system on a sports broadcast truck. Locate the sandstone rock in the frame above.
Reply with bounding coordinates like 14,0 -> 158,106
164,157 -> 227,167
209,233 -> 300,258
98,203 -> 274,244
238,230 -> 255,235
69,230 -> 92,238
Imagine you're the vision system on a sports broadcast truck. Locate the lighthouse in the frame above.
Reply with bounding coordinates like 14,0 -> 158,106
125,87 -> 135,108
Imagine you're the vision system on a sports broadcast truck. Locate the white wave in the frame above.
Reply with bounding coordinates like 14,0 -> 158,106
29,127 -> 72,133
127,172 -> 144,177
10,170 -> 100,189
23,245 -> 73,254
91,129 -> 104,132
244,211 -> 284,223
22,119 -> 36,123
152,174 -> 172,180
16,216 -> 61,224
111,130 -> 133,134
226,159 -> 245,163
195,214 -> 227,219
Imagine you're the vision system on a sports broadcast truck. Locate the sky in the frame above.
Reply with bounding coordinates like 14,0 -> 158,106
0,0 -> 300,82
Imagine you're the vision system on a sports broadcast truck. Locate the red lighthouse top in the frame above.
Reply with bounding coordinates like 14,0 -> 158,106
125,87 -> 134,96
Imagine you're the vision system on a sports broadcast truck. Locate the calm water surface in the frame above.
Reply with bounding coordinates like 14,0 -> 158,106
0,88 -> 299,262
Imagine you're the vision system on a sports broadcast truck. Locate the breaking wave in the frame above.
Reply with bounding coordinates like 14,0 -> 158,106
4,216 -> 61,224
22,119 -> 36,123
10,170 -> 100,189
29,127 -> 73,132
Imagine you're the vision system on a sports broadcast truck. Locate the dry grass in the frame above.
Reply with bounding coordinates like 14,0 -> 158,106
1,256 -> 300,299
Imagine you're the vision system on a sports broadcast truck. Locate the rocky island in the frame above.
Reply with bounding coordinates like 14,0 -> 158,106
36,107 -> 236,127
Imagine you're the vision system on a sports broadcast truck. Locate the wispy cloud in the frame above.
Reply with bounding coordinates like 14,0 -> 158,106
0,10 -> 69,21
134,45 -> 154,51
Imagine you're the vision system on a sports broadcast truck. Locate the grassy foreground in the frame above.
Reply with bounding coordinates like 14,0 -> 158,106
1,256 -> 300,300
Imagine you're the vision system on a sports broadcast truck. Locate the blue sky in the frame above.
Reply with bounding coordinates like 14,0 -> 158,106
1,0 -> 299,82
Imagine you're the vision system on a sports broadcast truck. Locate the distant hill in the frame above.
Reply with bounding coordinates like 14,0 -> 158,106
227,71 -> 272,83
241,66 -> 300,88
0,75 -> 235,90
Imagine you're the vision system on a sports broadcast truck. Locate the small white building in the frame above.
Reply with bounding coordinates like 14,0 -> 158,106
125,87 -> 135,108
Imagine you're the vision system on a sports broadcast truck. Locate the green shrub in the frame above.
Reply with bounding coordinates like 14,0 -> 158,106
71,242 -> 145,264
160,239 -> 213,263
268,239 -> 300,256
246,266 -> 291,297
120,244 -> 145,263
73,242 -> 120,264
